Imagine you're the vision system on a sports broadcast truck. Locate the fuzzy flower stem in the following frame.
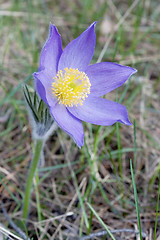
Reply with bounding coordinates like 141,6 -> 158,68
22,139 -> 43,220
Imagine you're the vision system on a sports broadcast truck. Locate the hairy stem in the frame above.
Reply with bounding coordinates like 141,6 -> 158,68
22,139 -> 43,220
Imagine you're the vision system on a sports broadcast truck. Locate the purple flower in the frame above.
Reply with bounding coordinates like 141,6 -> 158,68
33,22 -> 136,148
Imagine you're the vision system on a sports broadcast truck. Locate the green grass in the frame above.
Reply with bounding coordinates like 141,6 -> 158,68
130,160 -> 142,240
0,0 -> 160,239
154,171 -> 160,240
87,202 -> 116,240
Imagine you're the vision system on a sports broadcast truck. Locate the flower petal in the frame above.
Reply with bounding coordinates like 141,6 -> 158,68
33,70 -> 57,107
68,96 -> 131,126
58,22 -> 96,71
35,79 -> 48,104
50,103 -> 84,148
85,62 -> 137,97
39,24 -> 63,76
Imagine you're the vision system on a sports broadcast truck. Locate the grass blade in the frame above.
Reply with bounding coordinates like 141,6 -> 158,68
87,202 -> 116,240
153,171 -> 160,240
130,160 -> 142,240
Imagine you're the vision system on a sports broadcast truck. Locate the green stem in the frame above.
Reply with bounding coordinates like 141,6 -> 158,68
34,170 -> 42,222
22,139 -> 43,220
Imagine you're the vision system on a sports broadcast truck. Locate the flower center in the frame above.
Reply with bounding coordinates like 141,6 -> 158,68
52,68 -> 91,107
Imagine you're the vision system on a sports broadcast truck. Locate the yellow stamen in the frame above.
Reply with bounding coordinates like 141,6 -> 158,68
52,68 -> 91,107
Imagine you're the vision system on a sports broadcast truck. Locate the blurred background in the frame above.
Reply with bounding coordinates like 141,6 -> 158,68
0,0 -> 160,239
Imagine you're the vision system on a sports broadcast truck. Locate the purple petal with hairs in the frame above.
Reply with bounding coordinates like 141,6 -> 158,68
68,96 -> 131,126
58,22 -> 96,71
85,62 -> 137,97
50,103 -> 84,148
39,24 -> 63,75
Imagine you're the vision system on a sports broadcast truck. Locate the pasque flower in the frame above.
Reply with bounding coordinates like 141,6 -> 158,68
33,22 -> 136,148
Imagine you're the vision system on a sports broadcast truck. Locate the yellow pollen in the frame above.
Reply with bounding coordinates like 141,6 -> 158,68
52,68 -> 91,107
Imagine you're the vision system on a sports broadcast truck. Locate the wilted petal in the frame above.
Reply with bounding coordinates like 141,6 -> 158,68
50,103 -> 84,148
58,22 -> 96,71
33,70 -> 57,107
39,24 -> 63,76
85,62 -> 137,97
68,96 -> 131,126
